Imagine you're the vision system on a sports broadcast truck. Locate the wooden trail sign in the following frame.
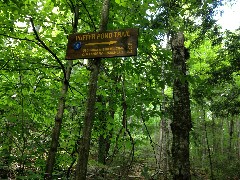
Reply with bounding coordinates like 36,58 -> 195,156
65,28 -> 138,59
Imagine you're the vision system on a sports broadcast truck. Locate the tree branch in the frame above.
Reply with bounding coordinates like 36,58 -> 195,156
29,17 -> 67,82
69,84 -> 84,96
0,58 -> 11,70
0,33 -> 44,48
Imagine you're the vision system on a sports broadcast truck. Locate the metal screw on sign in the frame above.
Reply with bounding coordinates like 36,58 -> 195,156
73,42 -> 82,50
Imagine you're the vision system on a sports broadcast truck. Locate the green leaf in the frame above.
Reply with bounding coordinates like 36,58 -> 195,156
115,0 -> 127,7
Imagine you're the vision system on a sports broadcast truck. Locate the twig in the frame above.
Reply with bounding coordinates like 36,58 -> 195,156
0,58 -> 11,70
69,84 -> 84,96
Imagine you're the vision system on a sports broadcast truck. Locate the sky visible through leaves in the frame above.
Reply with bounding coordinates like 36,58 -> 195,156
216,0 -> 240,31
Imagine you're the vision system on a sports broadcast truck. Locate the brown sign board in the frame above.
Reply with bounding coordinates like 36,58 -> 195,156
65,28 -> 138,59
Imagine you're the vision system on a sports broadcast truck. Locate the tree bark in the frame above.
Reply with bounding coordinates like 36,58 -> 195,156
0,122 -> 12,179
44,6 -> 79,180
203,109 -> 214,180
237,119 -> 240,160
170,32 -> 192,180
157,89 -> 170,179
97,96 -> 111,166
157,34 -> 171,179
228,117 -> 234,160
75,0 -> 110,179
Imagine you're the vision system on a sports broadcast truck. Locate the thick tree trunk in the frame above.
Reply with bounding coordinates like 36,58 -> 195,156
75,0 -> 110,179
44,6 -> 79,179
171,32 -> 192,180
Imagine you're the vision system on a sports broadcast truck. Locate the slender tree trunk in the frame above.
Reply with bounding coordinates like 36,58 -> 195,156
157,89 -> 169,179
44,62 -> 73,179
170,32 -> 192,180
98,104 -> 107,165
75,0 -> 110,179
44,6 -> 79,179
228,117 -> 234,160
203,109 -> 214,180
157,34 -> 171,179
237,119 -> 240,160
0,122 -> 12,179
97,96 -> 110,165
201,119 -> 206,168
98,94 -> 115,166
211,113 -> 217,154
220,118 -> 224,155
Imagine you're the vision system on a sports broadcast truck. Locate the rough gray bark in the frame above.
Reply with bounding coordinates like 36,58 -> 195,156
158,90 -> 169,178
75,0 -> 110,179
157,34 -> 171,179
171,32 -> 192,180
44,6 -> 78,180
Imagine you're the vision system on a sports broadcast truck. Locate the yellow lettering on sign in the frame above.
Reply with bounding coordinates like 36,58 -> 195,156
104,33 -> 108,38
76,35 -> 81,41
75,30 -> 131,44
97,34 -> 101,39
117,32 -> 121,37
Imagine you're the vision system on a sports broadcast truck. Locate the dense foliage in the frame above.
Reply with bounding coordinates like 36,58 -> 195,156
0,0 -> 239,179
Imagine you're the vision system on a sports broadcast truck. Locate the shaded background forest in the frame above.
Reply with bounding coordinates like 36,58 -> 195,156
0,0 -> 239,179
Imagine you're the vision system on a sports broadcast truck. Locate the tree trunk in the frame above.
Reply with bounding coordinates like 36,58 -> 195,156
157,36 -> 172,178
157,88 -> 170,179
228,117 -> 234,160
203,109 -> 214,180
97,96 -> 110,165
170,32 -> 192,180
0,122 -> 12,179
237,119 -> 240,160
75,0 -> 110,179
44,6 -> 79,179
